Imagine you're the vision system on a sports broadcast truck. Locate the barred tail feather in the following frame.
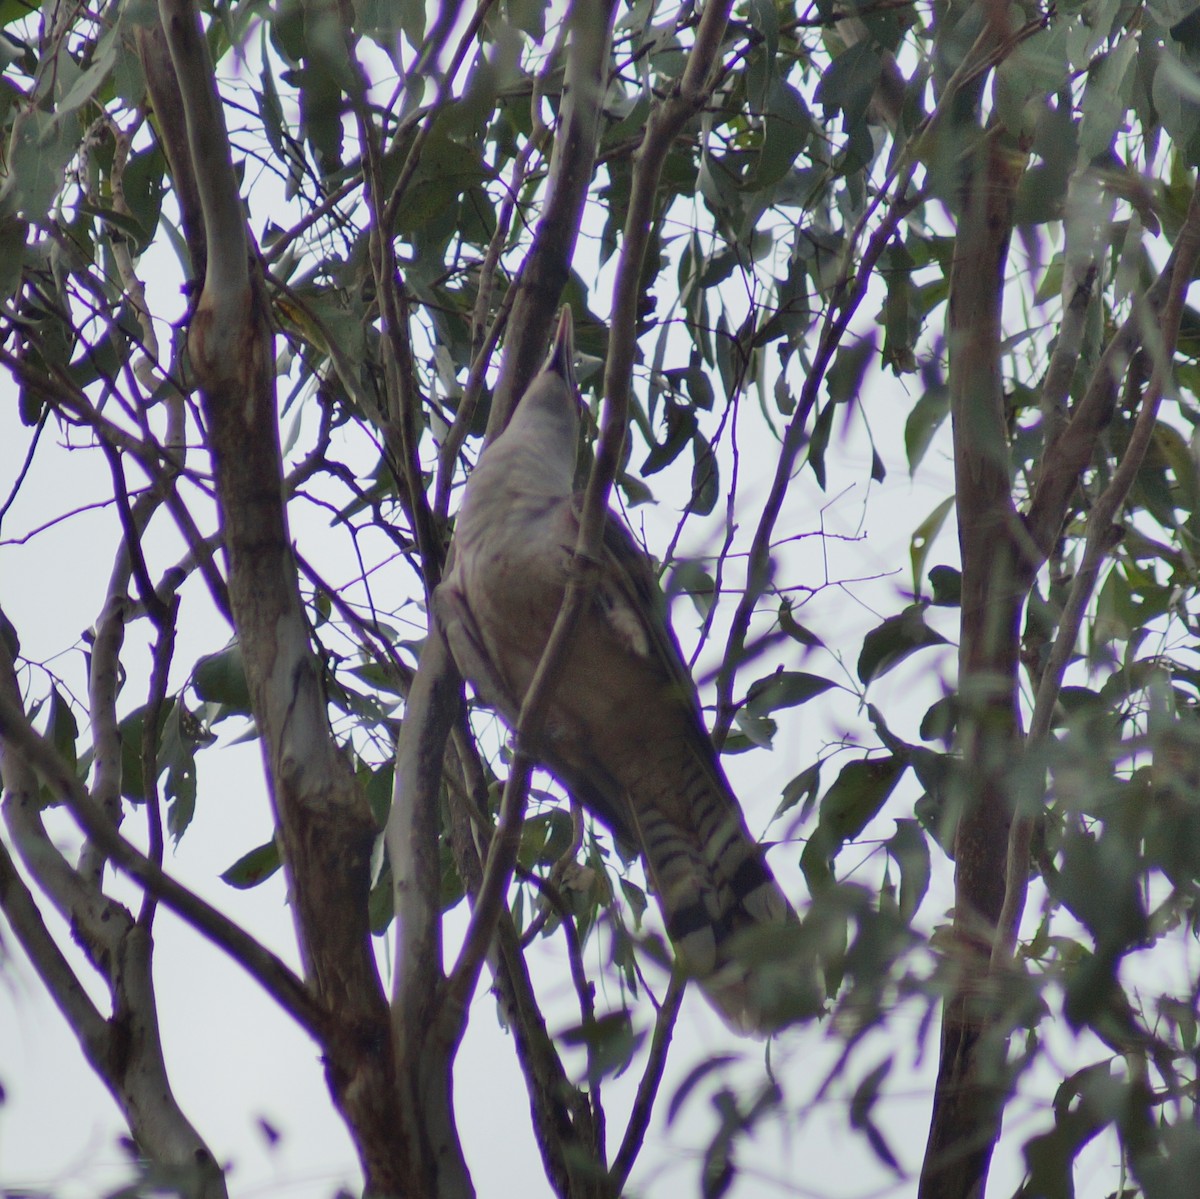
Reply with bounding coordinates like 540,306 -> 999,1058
631,794 -> 796,1033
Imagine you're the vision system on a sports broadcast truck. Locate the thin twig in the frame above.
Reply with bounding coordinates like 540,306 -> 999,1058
609,971 -> 685,1188
139,595 -> 178,927
713,185 -> 922,739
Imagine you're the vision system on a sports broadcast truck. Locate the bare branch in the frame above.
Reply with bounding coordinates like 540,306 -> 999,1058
1,627 -> 227,1194
79,587 -> 129,887
139,597 -> 179,923
441,755 -> 608,1197
609,972 -> 685,1189
0,640 -> 323,1035
134,19 -> 206,278
0,838 -> 112,1086
156,0 -> 247,310
387,626 -> 454,1037
1,630 -> 133,969
1038,169 -> 1113,447
488,0 -> 619,437
713,182 -> 921,740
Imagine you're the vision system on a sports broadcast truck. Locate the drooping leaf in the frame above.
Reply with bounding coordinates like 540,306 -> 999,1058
849,1059 -> 902,1173
744,670 -> 835,716
222,839 -> 283,889
193,644 -> 253,716
801,755 -> 907,892
910,499 -> 955,598
883,819 -> 931,924
45,686 -> 78,773
775,760 -> 821,821
858,604 -> 949,685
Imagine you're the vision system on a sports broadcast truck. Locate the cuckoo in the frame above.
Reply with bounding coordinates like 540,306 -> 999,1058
436,308 -> 795,1030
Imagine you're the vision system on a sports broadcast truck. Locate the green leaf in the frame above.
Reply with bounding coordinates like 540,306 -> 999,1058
517,808 -> 575,869
778,600 -> 823,648
667,1055 -> 739,1125
685,356 -> 715,411
807,399 -> 836,489
667,559 -> 716,619
884,819 -> 930,924
910,498 -> 954,598
858,604 -> 949,685
1154,49 -> 1200,166
733,709 -> 777,749
775,761 -> 821,822
1034,253 -> 1064,305
0,215 -> 25,300
800,756 -> 907,892
221,839 -> 282,889
880,241 -> 918,375
365,764 -> 394,827
745,670 -> 835,717
1078,36 -> 1138,161
559,1011 -> 645,1090
159,702 -> 200,841
46,686 -> 79,773
920,695 -> 957,745
815,41 -> 882,130
826,335 -> 876,405
755,79 -> 810,188
850,1059 -> 901,1173
620,877 -> 647,925
1,108 -> 82,219
116,702 -> 157,803
119,144 -> 167,253
193,644 -> 253,715
904,376 -> 950,475
643,400 -> 696,475
928,564 -> 962,607
689,433 -> 719,515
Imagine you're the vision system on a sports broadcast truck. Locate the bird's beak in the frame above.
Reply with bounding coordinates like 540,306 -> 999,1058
545,306 -> 576,392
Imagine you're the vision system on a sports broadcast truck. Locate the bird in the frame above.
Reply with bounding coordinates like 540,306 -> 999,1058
435,307 -> 796,1031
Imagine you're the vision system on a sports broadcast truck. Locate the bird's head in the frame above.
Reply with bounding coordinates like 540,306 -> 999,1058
542,304 -> 577,394
505,307 -> 582,476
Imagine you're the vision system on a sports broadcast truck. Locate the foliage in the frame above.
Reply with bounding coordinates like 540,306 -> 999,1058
2,0 -> 1200,1197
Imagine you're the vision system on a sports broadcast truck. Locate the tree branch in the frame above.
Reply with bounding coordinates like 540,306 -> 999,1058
0,837 -> 111,1072
441,752 -> 608,1198
920,6 -> 1026,1188
1,626 -> 134,971
713,181 -> 921,740
156,0 -> 247,309
1,644 -> 228,1196
487,0 -> 619,438
0,636 -> 323,1034
1026,235 -> 1188,560
134,19 -> 206,279
79,586 -> 130,888
609,972 -> 685,1190
993,178 -> 1200,968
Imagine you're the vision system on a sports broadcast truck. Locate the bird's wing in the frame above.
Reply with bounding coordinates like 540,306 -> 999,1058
433,580 -> 523,719
591,500 -> 717,742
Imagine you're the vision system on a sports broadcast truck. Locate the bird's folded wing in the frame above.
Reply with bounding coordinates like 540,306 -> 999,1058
592,501 -> 717,738
434,583 -> 522,719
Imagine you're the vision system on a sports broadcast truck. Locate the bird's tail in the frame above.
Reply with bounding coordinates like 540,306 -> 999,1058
631,794 -> 800,1033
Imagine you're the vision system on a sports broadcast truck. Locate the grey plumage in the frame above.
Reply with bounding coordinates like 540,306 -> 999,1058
436,308 -> 795,1030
